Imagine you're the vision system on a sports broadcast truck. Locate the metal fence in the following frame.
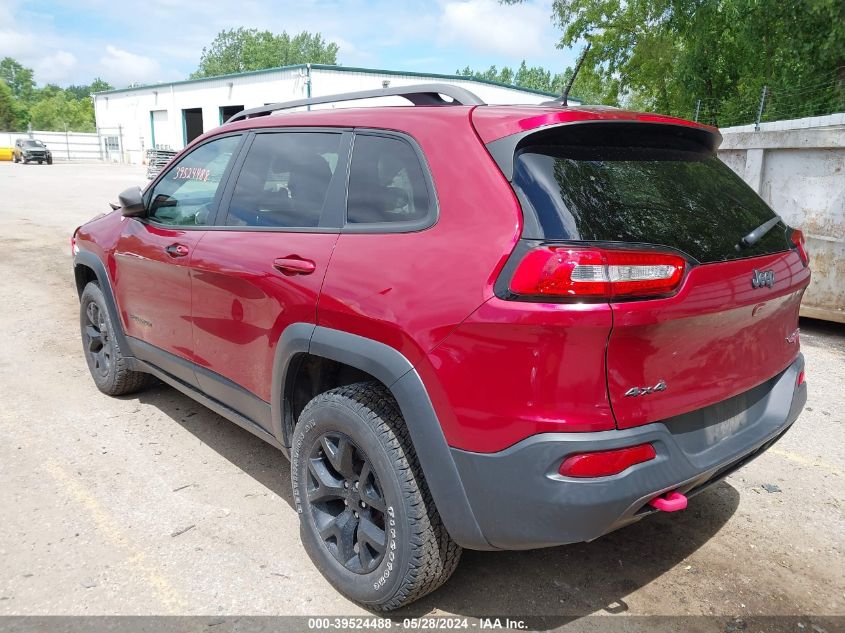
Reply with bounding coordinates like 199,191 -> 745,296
0,127 -> 128,162
692,73 -> 845,129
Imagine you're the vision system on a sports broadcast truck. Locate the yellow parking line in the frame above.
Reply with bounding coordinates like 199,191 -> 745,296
44,461 -> 186,611
769,447 -> 843,477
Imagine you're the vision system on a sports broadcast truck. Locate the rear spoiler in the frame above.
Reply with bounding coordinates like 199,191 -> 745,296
486,120 -> 722,181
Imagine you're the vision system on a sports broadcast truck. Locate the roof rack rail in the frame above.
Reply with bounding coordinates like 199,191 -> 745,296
226,83 -> 485,123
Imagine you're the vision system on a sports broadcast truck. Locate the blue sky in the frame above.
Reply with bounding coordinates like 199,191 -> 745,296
0,0 -> 577,88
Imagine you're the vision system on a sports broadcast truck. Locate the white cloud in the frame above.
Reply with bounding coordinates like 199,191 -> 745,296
98,45 -> 161,85
34,50 -> 77,84
438,0 -> 554,58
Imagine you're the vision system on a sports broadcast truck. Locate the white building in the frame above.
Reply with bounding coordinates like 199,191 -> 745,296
92,64 -> 570,165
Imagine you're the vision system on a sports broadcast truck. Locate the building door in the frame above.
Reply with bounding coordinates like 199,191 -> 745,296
182,108 -> 204,146
150,110 -> 170,148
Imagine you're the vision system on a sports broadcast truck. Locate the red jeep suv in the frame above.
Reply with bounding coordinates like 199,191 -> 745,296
72,84 -> 810,610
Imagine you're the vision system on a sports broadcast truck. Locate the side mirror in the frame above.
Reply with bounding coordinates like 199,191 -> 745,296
118,186 -> 146,218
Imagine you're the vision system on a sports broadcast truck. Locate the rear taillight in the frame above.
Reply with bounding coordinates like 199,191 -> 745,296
559,443 -> 656,478
791,229 -> 809,266
509,247 -> 686,300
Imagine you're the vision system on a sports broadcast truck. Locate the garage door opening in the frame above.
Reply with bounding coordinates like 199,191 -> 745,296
219,105 -> 245,124
182,108 -> 204,145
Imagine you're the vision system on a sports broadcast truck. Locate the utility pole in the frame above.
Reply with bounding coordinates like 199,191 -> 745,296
755,85 -> 768,131
694,99 -> 701,122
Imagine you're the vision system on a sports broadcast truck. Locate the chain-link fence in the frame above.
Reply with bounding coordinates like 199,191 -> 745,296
692,72 -> 845,129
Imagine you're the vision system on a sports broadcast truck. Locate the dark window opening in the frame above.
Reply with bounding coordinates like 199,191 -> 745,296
182,108 -> 204,145
219,105 -> 244,123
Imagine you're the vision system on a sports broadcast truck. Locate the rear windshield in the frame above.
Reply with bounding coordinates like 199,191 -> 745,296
512,141 -> 790,263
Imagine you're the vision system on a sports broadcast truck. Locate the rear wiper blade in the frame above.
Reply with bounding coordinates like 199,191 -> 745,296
735,215 -> 782,251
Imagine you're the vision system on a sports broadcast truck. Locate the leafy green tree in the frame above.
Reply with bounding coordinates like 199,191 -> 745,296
508,0 -> 845,125
0,57 -> 35,103
455,59 -> 612,103
0,79 -> 29,131
65,78 -> 113,100
29,91 -> 95,132
191,28 -> 339,78
457,61 -> 562,92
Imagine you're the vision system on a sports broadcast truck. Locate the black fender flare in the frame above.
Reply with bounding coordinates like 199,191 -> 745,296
73,251 -> 132,358
272,324 -> 493,550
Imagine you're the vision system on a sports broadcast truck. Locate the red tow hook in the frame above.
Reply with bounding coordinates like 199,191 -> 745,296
648,491 -> 688,512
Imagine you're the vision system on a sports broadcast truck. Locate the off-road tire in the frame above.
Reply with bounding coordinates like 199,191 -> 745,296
292,382 -> 462,611
80,282 -> 154,396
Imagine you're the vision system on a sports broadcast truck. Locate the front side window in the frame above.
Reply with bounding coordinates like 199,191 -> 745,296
147,134 -> 241,226
225,132 -> 342,228
346,134 -> 432,225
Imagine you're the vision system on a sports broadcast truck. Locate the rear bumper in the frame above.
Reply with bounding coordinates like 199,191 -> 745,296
451,354 -> 806,550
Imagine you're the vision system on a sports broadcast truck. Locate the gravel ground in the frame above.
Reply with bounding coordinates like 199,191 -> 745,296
0,162 -> 842,630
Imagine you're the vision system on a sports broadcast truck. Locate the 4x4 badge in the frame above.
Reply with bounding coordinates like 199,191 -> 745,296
624,380 -> 668,397
751,269 -> 775,288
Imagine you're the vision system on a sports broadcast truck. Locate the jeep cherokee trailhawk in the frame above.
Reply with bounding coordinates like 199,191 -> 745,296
72,84 -> 809,610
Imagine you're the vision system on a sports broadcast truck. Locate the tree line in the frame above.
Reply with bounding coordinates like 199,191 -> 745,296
0,57 -> 112,132
3,4 -> 843,133
502,0 -> 845,126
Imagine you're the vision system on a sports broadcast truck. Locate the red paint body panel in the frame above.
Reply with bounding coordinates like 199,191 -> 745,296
113,220 -> 203,362
74,102 -> 806,457
606,250 -> 810,428
318,108 -> 521,369
189,231 -> 338,401
422,299 -> 615,452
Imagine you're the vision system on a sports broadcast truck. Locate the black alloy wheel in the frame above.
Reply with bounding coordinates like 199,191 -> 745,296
306,432 -> 387,574
83,299 -> 113,378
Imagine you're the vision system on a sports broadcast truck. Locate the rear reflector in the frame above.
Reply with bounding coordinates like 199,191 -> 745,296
509,247 -> 686,300
559,443 -> 656,478
797,369 -> 806,386
791,229 -> 809,266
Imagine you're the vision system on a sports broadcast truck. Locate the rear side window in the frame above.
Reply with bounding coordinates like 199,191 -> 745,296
512,129 -> 790,263
225,132 -> 341,228
347,134 -> 432,225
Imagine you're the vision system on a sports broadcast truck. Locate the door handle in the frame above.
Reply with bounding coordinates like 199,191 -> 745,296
273,256 -> 316,276
165,243 -> 190,258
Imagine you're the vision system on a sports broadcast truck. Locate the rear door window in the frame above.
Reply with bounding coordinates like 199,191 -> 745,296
224,132 -> 342,228
512,129 -> 790,263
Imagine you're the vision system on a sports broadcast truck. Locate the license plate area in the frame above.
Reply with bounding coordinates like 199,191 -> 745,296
667,370 -> 782,456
